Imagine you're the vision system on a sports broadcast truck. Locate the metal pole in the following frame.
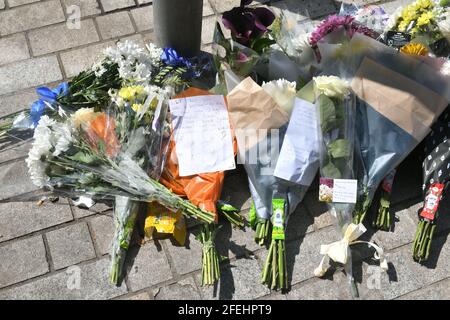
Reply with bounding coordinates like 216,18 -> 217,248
153,0 -> 204,58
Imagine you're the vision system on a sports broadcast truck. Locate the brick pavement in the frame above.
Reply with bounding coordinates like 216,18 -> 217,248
1,0 -> 450,300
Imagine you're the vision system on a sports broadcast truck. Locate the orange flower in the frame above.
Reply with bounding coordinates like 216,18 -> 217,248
85,113 -> 120,157
400,43 -> 429,56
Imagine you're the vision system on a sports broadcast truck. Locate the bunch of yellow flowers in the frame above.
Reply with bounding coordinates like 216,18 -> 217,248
397,0 -> 436,34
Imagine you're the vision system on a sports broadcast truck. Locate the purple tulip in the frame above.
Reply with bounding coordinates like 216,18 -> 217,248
222,1 -> 275,46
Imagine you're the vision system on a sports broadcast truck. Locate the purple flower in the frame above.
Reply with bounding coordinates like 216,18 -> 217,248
309,15 -> 376,47
222,1 -> 275,46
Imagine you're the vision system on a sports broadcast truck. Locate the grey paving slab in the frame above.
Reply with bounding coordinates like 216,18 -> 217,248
28,19 -> 100,56
165,231 -> 203,275
0,258 -> 127,299
0,89 -> 37,117
0,160 -> 39,201
100,0 -> 135,12
287,272 -> 353,300
62,0 -> 102,17
96,11 -> 135,40
125,241 -> 173,291
46,222 -> 97,270
0,56 -> 62,95
0,235 -> 49,288
131,6 -> 154,32
8,0 -> 39,7
0,33 -> 30,66
88,214 -> 114,256
154,276 -> 201,300
0,0 -> 66,36
0,199 -> 73,243
396,277 -> 450,300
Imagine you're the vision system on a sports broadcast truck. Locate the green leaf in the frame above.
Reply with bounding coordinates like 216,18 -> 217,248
322,161 -> 342,179
318,94 -> 337,133
251,37 -> 276,54
68,151 -> 98,164
328,139 -> 351,159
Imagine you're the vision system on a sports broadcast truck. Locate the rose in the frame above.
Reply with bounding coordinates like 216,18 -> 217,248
313,76 -> 350,99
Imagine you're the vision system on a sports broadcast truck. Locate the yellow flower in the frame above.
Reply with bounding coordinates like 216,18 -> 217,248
131,103 -> 144,113
417,11 -> 434,26
400,43 -> 429,56
118,85 -> 145,101
398,20 -> 409,32
416,0 -> 433,10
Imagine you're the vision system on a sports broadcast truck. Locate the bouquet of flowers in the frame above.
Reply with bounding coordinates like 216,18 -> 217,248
413,105 -> 450,262
227,77 -> 316,291
385,0 -> 450,56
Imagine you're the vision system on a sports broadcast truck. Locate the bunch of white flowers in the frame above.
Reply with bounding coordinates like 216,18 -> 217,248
313,76 -> 350,99
262,79 -> 297,115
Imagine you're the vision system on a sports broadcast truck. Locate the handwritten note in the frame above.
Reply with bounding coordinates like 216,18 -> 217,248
332,179 -> 358,203
274,98 -> 319,186
169,95 -> 235,177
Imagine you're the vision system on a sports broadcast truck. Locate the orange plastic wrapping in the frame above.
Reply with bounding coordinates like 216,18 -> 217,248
159,88 -> 236,222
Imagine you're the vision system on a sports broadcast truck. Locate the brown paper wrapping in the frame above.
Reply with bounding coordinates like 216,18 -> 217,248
227,77 -> 289,151
351,57 -> 449,140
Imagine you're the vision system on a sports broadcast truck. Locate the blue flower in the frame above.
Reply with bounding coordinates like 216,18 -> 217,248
30,82 -> 69,127
161,48 -> 192,68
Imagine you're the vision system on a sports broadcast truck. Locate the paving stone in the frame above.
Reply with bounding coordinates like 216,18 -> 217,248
0,56 -> 62,95
270,0 -> 337,21
154,276 -> 201,300
0,89 -> 37,117
0,0 -> 4,9
46,222 -> 96,270
203,0 -> 214,16
137,0 -> 152,4
373,202 -> 421,251
8,0 -> 39,6
202,15 -> 217,45
0,258 -> 127,299
285,203 -> 315,240
352,246 -> 425,300
100,0 -> 135,12
0,199 -> 73,243
0,140 -> 31,164
131,6 -> 154,32
62,0 -> 101,17
208,0 -> 242,13
0,33 -> 30,66
0,160 -> 39,201
125,242 -> 173,291
61,41 -> 113,78
396,277 -> 450,300
28,19 -> 100,56
216,219 -> 261,259
96,11 -> 135,40
88,214 -> 114,256
256,292 -> 287,300
0,235 -> 49,288
0,0 -> 66,36
118,291 -> 152,300
165,231 -> 202,275
286,272 -> 352,300
382,0 -> 416,14
70,201 -> 113,218
198,257 -> 270,300
142,32 -> 155,44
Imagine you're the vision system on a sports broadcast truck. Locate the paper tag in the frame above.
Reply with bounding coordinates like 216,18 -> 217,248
381,169 -> 396,193
169,95 -> 236,177
420,183 -> 444,221
274,98 -> 320,186
319,178 -> 358,203
385,31 -> 411,49
271,199 -> 285,240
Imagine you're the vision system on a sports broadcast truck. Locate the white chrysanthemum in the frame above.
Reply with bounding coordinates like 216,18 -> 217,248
384,6 -> 403,32
291,33 -> 311,53
26,116 -> 56,188
262,79 -> 297,115
146,43 -> 163,66
313,76 -> 350,99
437,12 -> 450,43
53,122 -> 73,156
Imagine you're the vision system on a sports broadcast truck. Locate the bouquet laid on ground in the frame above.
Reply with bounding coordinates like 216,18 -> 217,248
313,75 -> 389,298
384,0 -> 450,56
227,77 -> 318,291
157,87 -> 242,286
413,105 -> 450,262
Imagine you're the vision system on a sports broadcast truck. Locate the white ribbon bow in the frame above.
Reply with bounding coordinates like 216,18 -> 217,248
314,223 -> 389,277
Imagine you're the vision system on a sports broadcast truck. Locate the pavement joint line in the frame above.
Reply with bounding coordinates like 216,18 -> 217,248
393,275 -> 450,300
159,238 -> 181,280
85,218 -> 104,259
0,255 -> 106,293
41,232 -> 55,273
56,52 -> 68,80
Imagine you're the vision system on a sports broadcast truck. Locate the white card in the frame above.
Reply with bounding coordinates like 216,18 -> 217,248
332,179 -> 358,203
274,98 -> 319,186
169,95 -> 236,177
